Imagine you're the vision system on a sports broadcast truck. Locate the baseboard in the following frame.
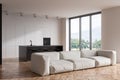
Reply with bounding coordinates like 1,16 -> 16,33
2,58 -> 19,62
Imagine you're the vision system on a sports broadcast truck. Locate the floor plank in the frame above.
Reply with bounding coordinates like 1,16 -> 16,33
0,61 -> 120,80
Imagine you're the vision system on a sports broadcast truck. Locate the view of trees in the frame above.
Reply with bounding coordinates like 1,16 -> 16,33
92,40 -> 101,49
70,13 -> 101,50
71,39 -> 101,50
71,39 -> 79,50
80,40 -> 90,49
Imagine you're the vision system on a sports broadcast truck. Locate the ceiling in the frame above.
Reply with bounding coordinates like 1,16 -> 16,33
0,0 -> 120,18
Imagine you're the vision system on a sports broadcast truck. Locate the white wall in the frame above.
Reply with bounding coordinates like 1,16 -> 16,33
61,18 -> 66,51
61,18 -> 69,51
102,6 -> 120,63
2,13 -> 63,59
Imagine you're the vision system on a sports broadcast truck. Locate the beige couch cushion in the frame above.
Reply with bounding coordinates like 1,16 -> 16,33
33,52 -> 60,61
31,53 -> 50,76
81,50 -> 97,58
60,51 -> 81,60
89,56 -> 111,67
50,60 -> 73,74
67,58 -> 95,70
97,50 -> 116,65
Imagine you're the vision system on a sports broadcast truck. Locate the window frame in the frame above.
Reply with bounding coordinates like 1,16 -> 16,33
69,12 -> 101,51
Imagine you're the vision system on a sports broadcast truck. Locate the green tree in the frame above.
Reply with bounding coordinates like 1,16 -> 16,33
71,39 -> 79,49
80,40 -> 89,49
93,40 -> 101,49
71,39 -> 101,50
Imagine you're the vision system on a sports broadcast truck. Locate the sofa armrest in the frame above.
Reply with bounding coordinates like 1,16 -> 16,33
97,50 -> 116,65
31,53 -> 50,76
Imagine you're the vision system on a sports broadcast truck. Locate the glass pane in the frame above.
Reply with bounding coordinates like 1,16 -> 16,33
92,14 -> 101,50
70,18 -> 79,50
81,16 -> 90,50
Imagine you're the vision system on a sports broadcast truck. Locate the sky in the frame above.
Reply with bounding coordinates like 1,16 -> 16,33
71,14 -> 101,42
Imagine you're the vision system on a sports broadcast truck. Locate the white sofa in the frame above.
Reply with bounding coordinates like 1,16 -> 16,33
31,50 -> 116,76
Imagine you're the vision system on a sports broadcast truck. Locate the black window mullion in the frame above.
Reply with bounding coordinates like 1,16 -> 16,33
69,19 -> 71,51
79,18 -> 81,51
90,15 -> 92,50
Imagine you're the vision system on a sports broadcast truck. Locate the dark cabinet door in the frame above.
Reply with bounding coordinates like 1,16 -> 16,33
0,4 -> 2,64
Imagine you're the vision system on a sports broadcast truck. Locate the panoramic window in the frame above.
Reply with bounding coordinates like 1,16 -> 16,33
91,14 -> 101,50
81,16 -> 90,50
70,18 -> 79,50
69,12 -> 101,50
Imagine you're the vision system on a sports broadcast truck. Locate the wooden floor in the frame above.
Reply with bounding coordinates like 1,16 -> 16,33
0,60 -> 120,80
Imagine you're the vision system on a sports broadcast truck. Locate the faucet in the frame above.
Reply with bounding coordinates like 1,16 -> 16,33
30,40 -> 32,46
